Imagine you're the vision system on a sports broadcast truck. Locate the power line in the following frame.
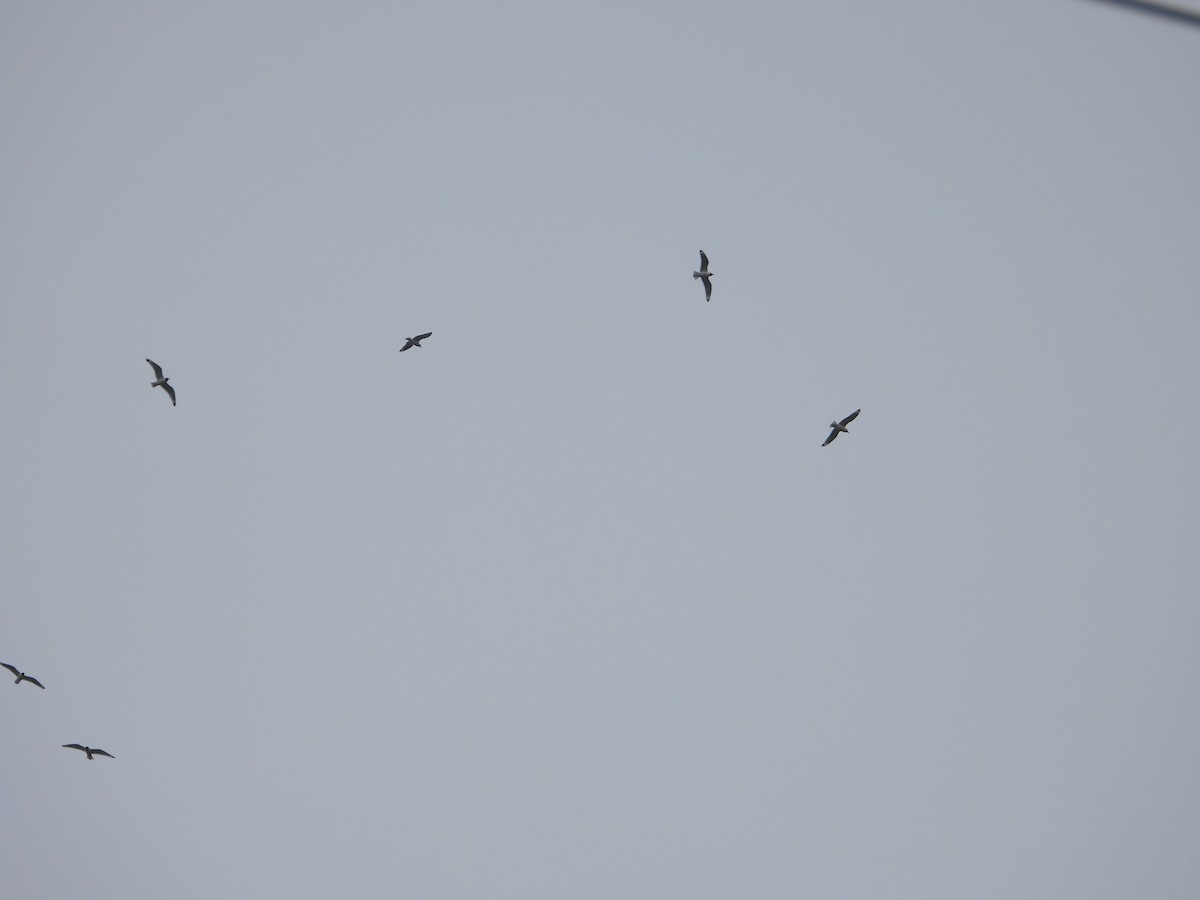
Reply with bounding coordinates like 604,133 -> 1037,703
1083,0 -> 1200,29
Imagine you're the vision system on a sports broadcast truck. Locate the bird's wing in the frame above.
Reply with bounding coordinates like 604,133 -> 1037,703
25,676 -> 45,689
92,749 -> 115,758
699,250 -> 709,271
416,332 -> 432,341
0,663 -> 19,677
163,382 -> 176,406
840,409 -> 861,427
399,339 -> 414,352
63,744 -> 87,752
146,359 -> 164,379
822,428 -> 839,446
701,275 -> 712,301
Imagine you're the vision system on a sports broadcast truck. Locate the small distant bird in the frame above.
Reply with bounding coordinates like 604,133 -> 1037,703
822,409 -> 861,446
62,744 -> 115,760
399,332 -> 433,352
146,359 -> 176,406
693,251 -> 713,302
1,662 -> 45,689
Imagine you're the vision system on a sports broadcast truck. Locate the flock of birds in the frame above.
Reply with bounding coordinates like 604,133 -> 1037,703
147,253 -> 861,443
694,250 -> 861,446
8,251 -> 860,766
2,662 -> 114,760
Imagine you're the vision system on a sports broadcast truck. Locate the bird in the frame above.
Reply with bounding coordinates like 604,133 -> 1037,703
399,332 -> 433,352
62,744 -> 115,760
822,409 -> 861,446
693,251 -> 713,301
146,359 -> 176,406
1,662 -> 45,689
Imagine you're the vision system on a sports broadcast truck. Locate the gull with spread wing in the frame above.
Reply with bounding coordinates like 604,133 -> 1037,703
693,251 -> 713,302
146,359 -> 176,406
399,332 -> 433,352
822,409 -> 861,447
1,662 -> 45,689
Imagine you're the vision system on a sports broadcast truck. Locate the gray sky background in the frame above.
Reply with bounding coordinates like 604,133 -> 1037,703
3,2 -> 1198,897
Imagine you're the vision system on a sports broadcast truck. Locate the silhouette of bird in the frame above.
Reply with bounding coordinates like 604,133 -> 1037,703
146,359 -> 176,406
1,662 -> 45,689
822,409 -> 861,446
693,251 -> 713,301
399,332 -> 433,352
62,744 -> 115,760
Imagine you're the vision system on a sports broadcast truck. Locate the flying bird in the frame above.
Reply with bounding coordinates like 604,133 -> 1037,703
62,744 -> 115,760
1,663 -> 45,689
822,409 -> 861,446
399,332 -> 433,352
693,251 -> 713,302
146,359 -> 176,406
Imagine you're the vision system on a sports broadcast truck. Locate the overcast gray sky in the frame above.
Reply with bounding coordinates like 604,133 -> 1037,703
3,2 -> 1199,897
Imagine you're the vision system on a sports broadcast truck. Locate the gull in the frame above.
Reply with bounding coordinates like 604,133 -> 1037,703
1,662 -> 45,689
146,359 -> 176,406
62,744 -> 115,760
399,332 -> 433,352
693,251 -> 713,302
822,409 -> 861,446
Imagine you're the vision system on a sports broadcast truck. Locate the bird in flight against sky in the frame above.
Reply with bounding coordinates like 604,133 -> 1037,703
822,409 -> 861,446
399,332 -> 433,352
62,744 -> 115,760
146,359 -> 176,406
1,662 -> 45,689
693,250 -> 713,301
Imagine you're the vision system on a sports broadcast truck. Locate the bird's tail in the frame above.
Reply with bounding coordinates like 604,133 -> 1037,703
693,271 -> 701,279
